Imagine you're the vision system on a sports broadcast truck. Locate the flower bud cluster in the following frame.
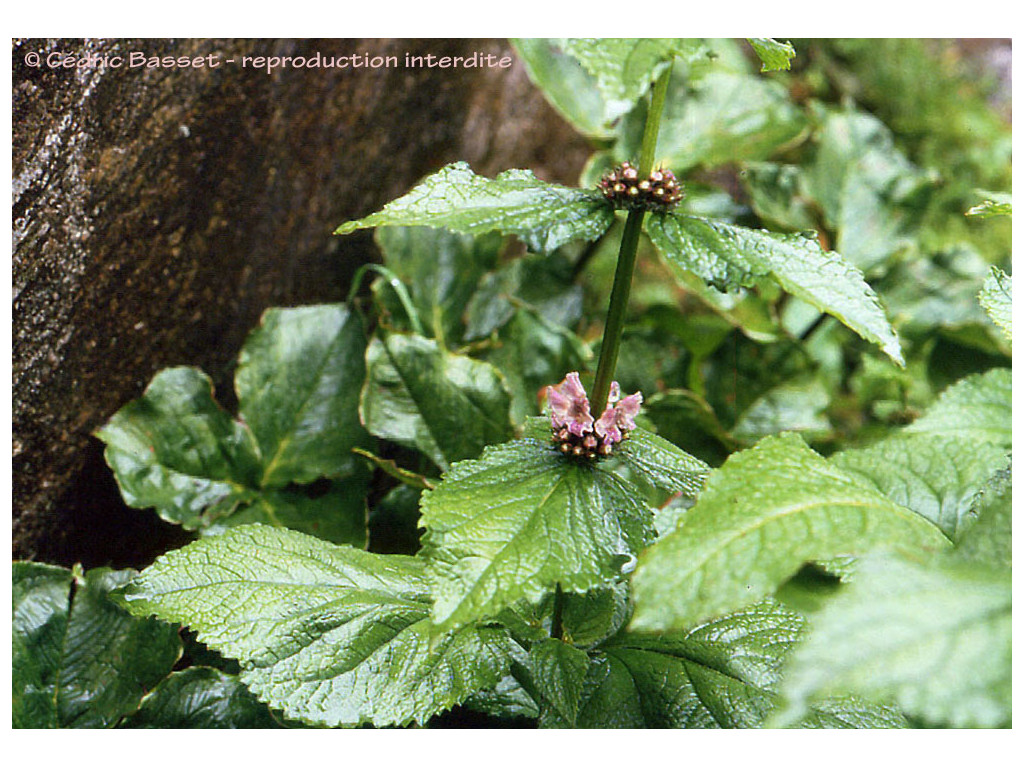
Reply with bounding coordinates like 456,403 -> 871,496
598,161 -> 684,211
546,372 -> 643,460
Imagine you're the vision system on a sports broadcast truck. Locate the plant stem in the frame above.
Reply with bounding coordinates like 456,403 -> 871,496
550,583 -> 565,640
588,65 -> 672,413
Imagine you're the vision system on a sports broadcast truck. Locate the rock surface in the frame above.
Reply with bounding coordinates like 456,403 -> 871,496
13,38 -> 591,567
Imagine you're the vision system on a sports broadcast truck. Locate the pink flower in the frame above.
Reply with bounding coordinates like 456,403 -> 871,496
547,372 -> 593,437
547,372 -> 643,456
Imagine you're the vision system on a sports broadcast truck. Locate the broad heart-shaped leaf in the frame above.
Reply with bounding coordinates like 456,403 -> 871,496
360,333 -> 514,471
375,226 -> 502,345
904,367 -> 1011,448
13,563 -> 182,728
96,366 -> 262,530
646,213 -> 904,365
235,304 -> 369,487
335,162 -> 615,254
979,266 -> 1012,341
831,432 -> 1009,540
630,433 -> 949,632
97,307 -> 371,543
538,600 -> 906,728
774,555 -> 1011,728
746,38 -> 796,71
420,426 -> 707,634
118,525 -> 513,728
121,667 -> 286,729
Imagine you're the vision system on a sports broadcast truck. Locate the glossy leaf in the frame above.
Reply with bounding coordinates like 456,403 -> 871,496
831,432 -> 1009,540
420,434 -> 658,633
375,227 -> 502,345
646,213 -> 904,365
118,525 -> 513,728
235,304 -> 369,486
747,38 -> 796,72
979,266 -> 1012,341
775,555 -> 1011,728
511,38 -> 616,139
545,600 -> 905,728
335,162 -> 615,254
631,433 -> 949,632
618,72 -> 806,172
526,638 -> 591,727
97,367 -> 261,530
559,38 -> 696,122
360,333 -> 514,471
904,367 -> 1011,448
121,667 -> 285,728
13,563 -> 182,728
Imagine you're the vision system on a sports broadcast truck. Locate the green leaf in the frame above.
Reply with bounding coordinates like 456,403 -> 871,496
546,600 -> 905,728
742,162 -> 819,232
121,667 -> 286,728
525,638 -> 591,727
335,162 -> 615,254
905,368 -> 1011,448
559,38 -> 695,121
802,111 -> 931,272
96,367 -> 261,530
646,213 -> 904,365
511,38 -> 616,139
631,433 -> 950,632
420,433 -> 663,633
360,333 -> 514,471
485,307 -> 591,425
746,38 -> 796,72
119,525 -> 513,727
13,563 -> 182,728
643,389 -> 737,466
966,192 -> 1012,218
208,475 -> 369,547
831,433 -> 1009,540
979,266 -> 1012,341
613,428 -> 711,501
375,227 -> 501,345
878,245 -> 1006,350
730,374 -> 831,444
954,464 -> 1011,568
235,305 -> 370,487
775,555 -> 1011,728
465,251 -> 583,341
618,71 -> 805,172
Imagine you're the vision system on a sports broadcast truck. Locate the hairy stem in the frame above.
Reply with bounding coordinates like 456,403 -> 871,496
588,65 -> 672,413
